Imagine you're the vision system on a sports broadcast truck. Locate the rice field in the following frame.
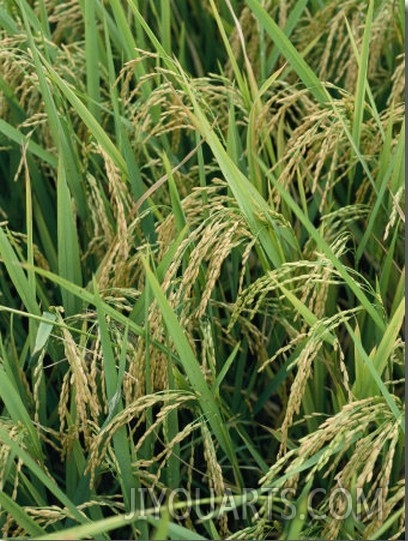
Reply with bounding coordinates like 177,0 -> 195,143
0,1 -> 405,539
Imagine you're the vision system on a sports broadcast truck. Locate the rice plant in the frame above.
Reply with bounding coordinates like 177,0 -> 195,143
0,0 -> 404,539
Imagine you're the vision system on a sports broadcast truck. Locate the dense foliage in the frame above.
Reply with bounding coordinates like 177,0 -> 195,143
0,0 -> 404,539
